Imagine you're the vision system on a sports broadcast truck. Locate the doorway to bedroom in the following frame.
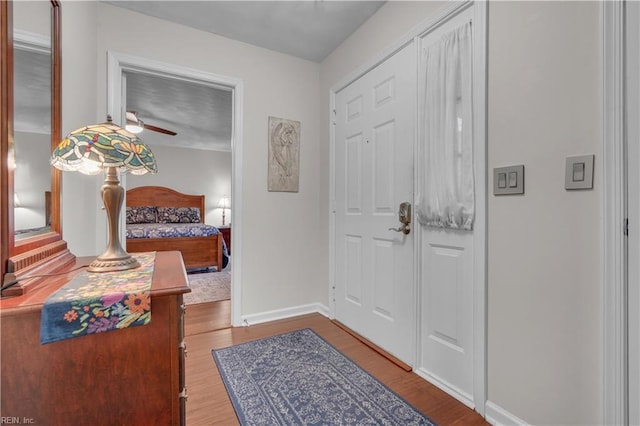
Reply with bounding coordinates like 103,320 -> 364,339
107,52 -> 244,329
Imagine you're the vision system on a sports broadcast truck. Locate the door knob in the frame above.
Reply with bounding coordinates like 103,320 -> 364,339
389,223 -> 410,235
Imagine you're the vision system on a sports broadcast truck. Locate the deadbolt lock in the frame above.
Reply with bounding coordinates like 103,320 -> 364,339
388,202 -> 411,235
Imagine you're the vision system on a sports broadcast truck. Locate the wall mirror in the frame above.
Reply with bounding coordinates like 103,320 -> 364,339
1,0 -> 74,297
14,1 -> 53,239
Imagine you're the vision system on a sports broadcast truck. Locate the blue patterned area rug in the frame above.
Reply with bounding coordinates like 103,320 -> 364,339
212,328 -> 436,425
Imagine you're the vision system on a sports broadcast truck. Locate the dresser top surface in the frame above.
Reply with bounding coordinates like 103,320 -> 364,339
0,251 -> 190,314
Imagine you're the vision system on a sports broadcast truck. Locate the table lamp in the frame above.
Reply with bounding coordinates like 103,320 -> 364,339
218,195 -> 230,226
51,116 -> 157,272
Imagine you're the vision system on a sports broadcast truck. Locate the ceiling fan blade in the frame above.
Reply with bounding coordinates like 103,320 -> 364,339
126,111 -> 139,122
143,122 -> 177,136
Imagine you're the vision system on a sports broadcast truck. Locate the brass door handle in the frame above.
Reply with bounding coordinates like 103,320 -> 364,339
389,223 -> 410,235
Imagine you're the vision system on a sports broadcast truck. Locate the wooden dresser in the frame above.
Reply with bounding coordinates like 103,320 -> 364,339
0,251 -> 190,425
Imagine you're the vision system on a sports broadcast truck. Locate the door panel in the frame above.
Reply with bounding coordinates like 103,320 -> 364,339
345,133 -> 363,213
345,235 -> 363,305
416,6 -> 476,405
373,121 -> 396,210
373,238 -> 395,319
420,230 -> 474,398
334,43 -> 416,365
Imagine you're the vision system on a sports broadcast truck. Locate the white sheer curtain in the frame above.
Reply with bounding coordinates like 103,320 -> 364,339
416,22 -> 474,230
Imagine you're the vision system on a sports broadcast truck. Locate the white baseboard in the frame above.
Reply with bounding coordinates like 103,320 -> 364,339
240,303 -> 330,326
414,367 -> 475,409
485,401 -> 529,426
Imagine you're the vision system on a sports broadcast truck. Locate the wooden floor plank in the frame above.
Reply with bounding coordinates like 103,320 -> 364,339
185,300 -> 231,336
184,308 -> 488,426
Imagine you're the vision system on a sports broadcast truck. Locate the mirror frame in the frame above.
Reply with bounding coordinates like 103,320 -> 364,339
1,0 -> 74,297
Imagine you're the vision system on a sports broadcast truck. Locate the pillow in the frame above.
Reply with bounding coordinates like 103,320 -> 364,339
157,206 -> 201,223
126,206 -> 158,224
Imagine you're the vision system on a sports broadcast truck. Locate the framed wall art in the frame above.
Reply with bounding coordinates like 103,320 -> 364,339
268,116 -> 300,192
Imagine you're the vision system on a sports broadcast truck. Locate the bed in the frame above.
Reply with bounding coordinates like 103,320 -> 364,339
125,186 -> 228,271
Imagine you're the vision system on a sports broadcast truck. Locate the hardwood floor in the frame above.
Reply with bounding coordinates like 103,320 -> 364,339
184,306 -> 488,425
185,300 -> 231,336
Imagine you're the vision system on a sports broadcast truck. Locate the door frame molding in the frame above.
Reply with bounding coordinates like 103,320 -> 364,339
329,0 -> 487,415
601,1 -> 627,424
627,3 -> 640,423
106,51 -> 245,326
471,2 -> 487,414
625,1 -> 640,424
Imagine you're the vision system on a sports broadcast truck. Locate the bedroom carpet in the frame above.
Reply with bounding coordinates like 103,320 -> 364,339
212,328 -> 436,426
184,271 -> 231,305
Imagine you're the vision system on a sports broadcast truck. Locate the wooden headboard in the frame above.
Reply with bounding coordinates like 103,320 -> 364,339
126,186 -> 205,223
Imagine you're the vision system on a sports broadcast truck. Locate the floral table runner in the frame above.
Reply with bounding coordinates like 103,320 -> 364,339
40,252 -> 156,344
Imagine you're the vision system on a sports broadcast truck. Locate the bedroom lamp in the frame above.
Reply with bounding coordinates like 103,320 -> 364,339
51,116 -> 157,272
218,195 -> 230,226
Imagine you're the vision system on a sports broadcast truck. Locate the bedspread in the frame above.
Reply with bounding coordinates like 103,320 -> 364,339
127,223 -> 229,268
127,222 -> 220,239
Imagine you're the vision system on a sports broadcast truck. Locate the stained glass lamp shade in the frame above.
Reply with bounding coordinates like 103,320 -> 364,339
51,118 -> 157,272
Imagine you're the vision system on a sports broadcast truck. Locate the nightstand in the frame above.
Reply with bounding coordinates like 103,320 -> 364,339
219,225 -> 231,255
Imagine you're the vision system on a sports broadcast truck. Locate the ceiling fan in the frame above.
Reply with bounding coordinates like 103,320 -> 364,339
125,111 -> 177,136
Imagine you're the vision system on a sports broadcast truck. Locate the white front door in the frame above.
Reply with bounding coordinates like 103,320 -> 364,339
415,7 -> 477,407
334,43 -> 416,365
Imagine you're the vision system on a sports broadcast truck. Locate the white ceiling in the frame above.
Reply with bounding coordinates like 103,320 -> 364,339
15,1 -> 386,152
124,72 -> 233,152
104,0 -> 386,152
103,1 -> 385,63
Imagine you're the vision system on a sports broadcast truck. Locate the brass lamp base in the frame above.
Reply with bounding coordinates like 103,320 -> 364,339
88,166 -> 141,273
88,255 -> 140,273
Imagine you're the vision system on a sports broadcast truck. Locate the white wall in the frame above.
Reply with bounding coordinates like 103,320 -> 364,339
320,1 -> 446,90
321,1 -> 602,424
60,1 -> 103,257
488,2 -> 601,424
13,132 -> 49,230
127,145 -> 231,227
13,1 -> 49,35
62,2 -> 325,316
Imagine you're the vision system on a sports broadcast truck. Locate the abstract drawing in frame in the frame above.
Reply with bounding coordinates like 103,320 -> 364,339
268,116 -> 300,192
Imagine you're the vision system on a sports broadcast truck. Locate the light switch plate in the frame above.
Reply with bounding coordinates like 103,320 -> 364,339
494,165 -> 524,195
565,154 -> 594,190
